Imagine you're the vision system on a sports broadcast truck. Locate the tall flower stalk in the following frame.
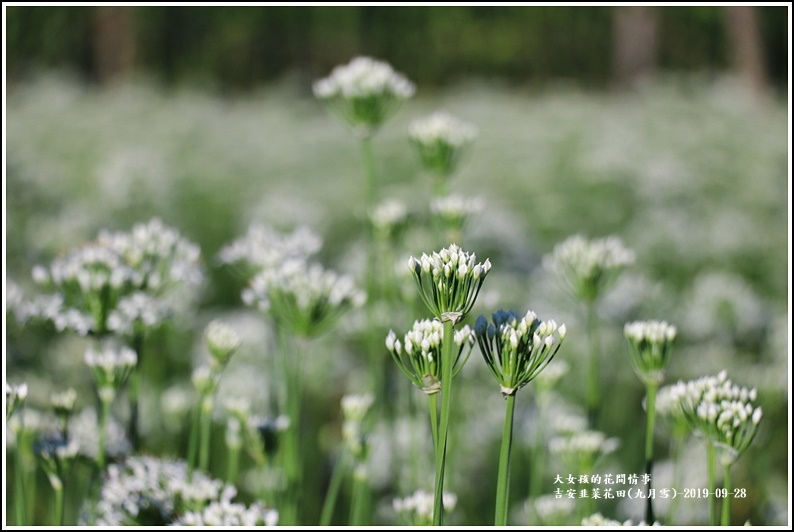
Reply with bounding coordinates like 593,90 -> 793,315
7,383 -> 29,526
669,371 -> 762,526
624,320 -> 677,524
392,244 -> 490,525
544,235 -> 634,424
475,309 -> 567,525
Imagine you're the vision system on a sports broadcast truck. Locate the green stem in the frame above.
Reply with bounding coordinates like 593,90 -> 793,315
428,394 -> 440,466
98,398 -> 111,471
14,442 -> 26,526
529,395 -> 546,506
319,452 -> 349,526
707,442 -> 717,526
667,432 -> 684,524
433,320 -> 455,526
361,135 -> 377,210
495,393 -> 517,526
187,403 -> 201,481
128,333 -> 144,451
349,465 -> 369,526
644,382 -> 658,524
585,301 -> 600,426
199,395 -> 213,472
54,484 -> 64,527
226,445 -> 240,484
279,331 -> 304,526
721,464 -> 731,526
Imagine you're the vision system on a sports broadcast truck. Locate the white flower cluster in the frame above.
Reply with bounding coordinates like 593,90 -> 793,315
85,345 -> 137,402
69,408 -> 131,460
531,494 -> 576,525
549,429 -> 620,472
217,223 -> 322,273
51,388 -> 78,414
314,56 -> 415,136
667,370 -> 762,464
5,279 -> 29,323
313,56 -> 415,101
409,112 -> 477,148
430,194 -> 485,226
393,490 -> 457,526
369,198 -> 409,239
386,319 -> 474,394
409,244 -> 491,321
175,500 -> 279,526
475,310 -> 567,396
242,259 -> 365,337
87,456 -> 244,526
97,218 -> 203,292
28,219 -> 202,336
624,320 -> 677,384
204,319 -> 241,368
544,234 -> 635,303
6,382 -> 28,419
341,393 -> 374,459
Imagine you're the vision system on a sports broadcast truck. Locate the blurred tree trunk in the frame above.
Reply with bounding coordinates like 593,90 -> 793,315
92,7 -> 135,84
612,6 -> 658,87
723,6 -> 769,96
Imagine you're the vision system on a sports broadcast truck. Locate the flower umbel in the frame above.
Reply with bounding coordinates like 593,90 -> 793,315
624,320 -> 677,385
409,112 -> 477,177
6,382 -> 28,420
386,319 -> 474,394
408,244 -> 491,323
475,309 -> 567,396
543,234 -> 635,303
314,56 -> 415,137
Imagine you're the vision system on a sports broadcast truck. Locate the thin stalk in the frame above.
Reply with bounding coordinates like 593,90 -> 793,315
349,465 -> 368,526
495,393 -> 517,526
529,395 -> 546,504
198,395 -> 213,472
14,442 -> 26,526
53,483 -> 65,526
361,135 -> 377,210
585,301 -> 600,426
707,442 -> 717,526
428,394 -> 440,465
187,402 -> 201,480
319,452 -> 349,526
667,431 -> 685,524
279,331 -> 304,526
128,333 -> 144,450
433,320 -> 455,526
721,464 -> 731,526
97,398 -> 111,470
644,382 -> 658,524
226,444 -> 240,484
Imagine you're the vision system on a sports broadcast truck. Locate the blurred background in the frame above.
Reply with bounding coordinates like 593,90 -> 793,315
4,5 -> 790,527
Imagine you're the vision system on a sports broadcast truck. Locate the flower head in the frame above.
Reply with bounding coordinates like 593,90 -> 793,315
475,309 -> 567,396
217,223 -> 322,278
6,382 -> 28,420
408,244 -> 491,323
85,345 -> 137,403
543,234 -> 635,304
242,259 -> 365,338
669,371 -> 762,465
430,194 -> 484,239
393,490 -> 457,526
369,198 -> 409,243
624,320 -> 677,385
409,112 -> 477,177
386,319 -> 474,394
205,320 -> 241,371
341,393 -> 375,459
314,56 -> 415,137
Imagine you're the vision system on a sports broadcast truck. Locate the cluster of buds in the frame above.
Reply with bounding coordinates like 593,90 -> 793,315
85,345 -> 137,404
369,198 -> 409,243
623,320 -> 677,385
549,430 -> 620,473
409,112 -> 477,178
34,434 -> 80,492
430,194 -> 485,241
29,219 -> 202,337
313,56 -> 415,138
393,490 -> 457,527
6,382 -> 28,420
205,320 -> 242,373
243,259 -> 365,338
408,244 -> 491,324
475,309 -> 567,396
175,500 -> 279,526
341,393 -> 374,460
217,223 -> 322,278
543,234 -> 635,304
51,388 -> 78,436
386,320 -> 474,394
667,371 -> 762,465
